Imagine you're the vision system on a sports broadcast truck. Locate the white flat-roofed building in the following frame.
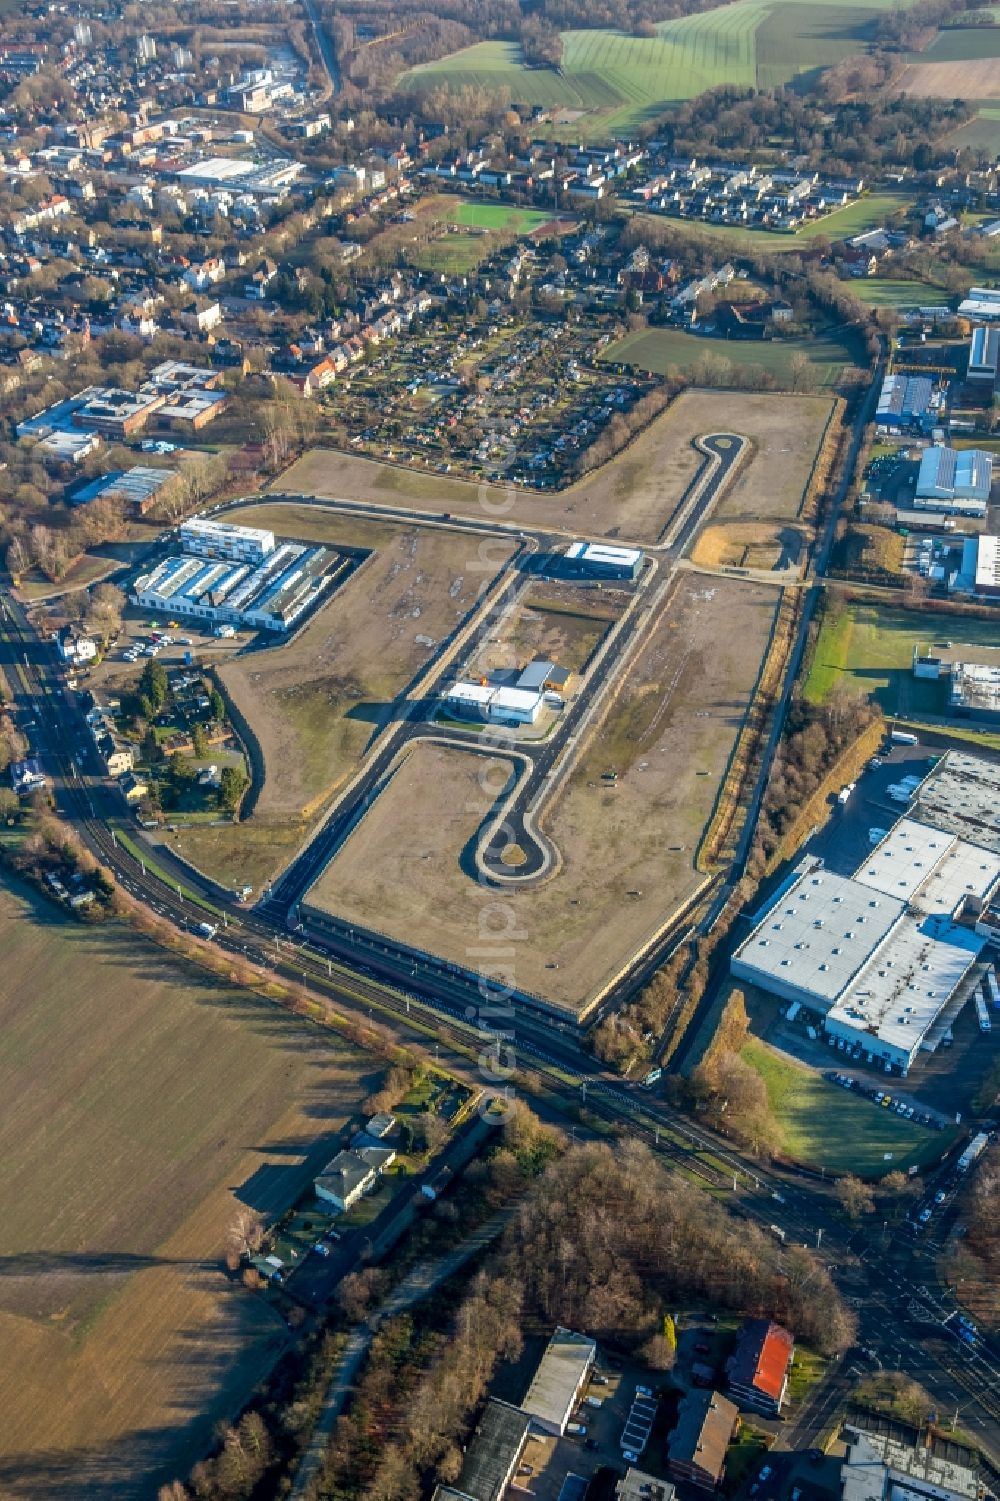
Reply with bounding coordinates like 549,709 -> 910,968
852,819 -> 953,908
826,913 -> 983,1066
445,682 -> 494,717
969,325 -> 1000,383
949,663 -> 1000,724
490,687 -> 543,724
975,534 -> 1000,596
563,540 -> 645,580
181,518 -> 275,564
732,869 -> 905,1011
958,286 -> 1000,320
732,803 -> 1000,1067
443,682 -> 543,725
840,1426 -> 979,1501
520,1327 -> 596,1436
913,750 -> 1000,855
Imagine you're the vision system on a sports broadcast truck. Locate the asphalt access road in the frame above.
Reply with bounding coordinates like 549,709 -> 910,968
264,431 -> 748,909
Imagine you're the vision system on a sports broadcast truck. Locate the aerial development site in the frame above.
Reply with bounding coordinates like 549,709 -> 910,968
3,1 -> 1000,1497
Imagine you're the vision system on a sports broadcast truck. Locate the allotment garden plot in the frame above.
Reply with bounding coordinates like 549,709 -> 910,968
277,390 -> 836,546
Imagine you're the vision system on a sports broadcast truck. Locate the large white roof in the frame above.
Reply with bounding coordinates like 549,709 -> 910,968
735,869 -> 904,1005
828,913 -> 982,1057
852,819 -> 965,910
446,681 -> 493,706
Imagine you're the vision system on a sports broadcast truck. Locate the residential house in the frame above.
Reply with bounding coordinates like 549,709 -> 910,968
56,625 -> 98,664
314,1144 -> 394,1210
182,257 -> 225,291
667,1390 -> 739,1491
727,1319 -> 794,1417
244,257 -> 277,300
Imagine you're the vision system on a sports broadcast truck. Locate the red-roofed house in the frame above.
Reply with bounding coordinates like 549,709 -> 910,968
726,1319 -> 794,1416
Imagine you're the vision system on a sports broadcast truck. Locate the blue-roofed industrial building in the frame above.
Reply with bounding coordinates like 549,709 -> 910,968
915,445 -> 993,517
876,373 -> 934,429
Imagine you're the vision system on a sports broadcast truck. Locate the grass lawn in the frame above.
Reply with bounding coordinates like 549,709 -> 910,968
723,1424 -> 771,1494
804,600 -> 1000,716
907,25 -> 1000,61
851,279 -> 953,308
446,201 -> 555,233
168,819 -> 309,892
402,0 -> 897,140
600,325 -> 856,388
17,553 -> 118,600
787,1346 -> 828,1404
742,1038 -> 958,1177
408,232 -> 495,276
947,104 -> 1000,154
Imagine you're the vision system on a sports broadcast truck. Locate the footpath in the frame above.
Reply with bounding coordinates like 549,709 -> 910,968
289,1203 -> 516,1500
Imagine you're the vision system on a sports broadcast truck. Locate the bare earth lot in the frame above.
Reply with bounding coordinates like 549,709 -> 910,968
217,504 -> 515,828
0,878 -> 373,1500
307,574 -> 781,1012
898,58 -> 1000,97
275,390 -> 834,545
468,585 -> 623,679
690,520 -> 807,571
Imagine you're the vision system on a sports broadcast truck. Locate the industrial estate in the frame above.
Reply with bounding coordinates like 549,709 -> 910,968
4,0 -> 1000,1496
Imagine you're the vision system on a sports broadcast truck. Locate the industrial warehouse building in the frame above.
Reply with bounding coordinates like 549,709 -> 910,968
520,1327 -> 597,1436
732,758 -> 1000,1069
562,541 -> 645,580
133,519 -> 345,632
875,373 -> 934,428
958,286 -> 1000,321
949,663 -> 1000,724
948,534 -> 1000,598
444,681 -> 544,726
968,325 -> 1000,385
914,445 -> 993,518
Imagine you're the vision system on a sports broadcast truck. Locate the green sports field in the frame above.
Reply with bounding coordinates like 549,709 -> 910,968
599,325 -> 857,388
850,279 -> 953,308
402,0 -> 898,138
742,1038 -> 958,1177
446,201 -> 555,233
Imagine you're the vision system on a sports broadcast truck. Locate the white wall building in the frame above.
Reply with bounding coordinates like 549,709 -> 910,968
444,681 -> 543,726
180,518 -> 275,565
732,813 -> 1000,1070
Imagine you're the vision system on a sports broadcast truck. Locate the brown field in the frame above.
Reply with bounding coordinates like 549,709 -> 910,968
169,819 -> 308,893
0,877 -> 374,1500
306,574 -> 781,1012
215,504 -> 515,831
898,59 -> 1000,97
690,521 -> 807,572
275,389 -> 834,544
469,585 -> 622,679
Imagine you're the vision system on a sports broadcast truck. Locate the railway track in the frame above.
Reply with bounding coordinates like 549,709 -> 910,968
0,595 -> 747,1193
